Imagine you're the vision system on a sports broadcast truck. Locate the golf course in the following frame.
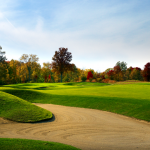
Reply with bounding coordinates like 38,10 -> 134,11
0,81 -> 150,149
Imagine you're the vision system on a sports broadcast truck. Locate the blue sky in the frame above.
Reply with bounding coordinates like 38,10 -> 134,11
0,0 -> 150,72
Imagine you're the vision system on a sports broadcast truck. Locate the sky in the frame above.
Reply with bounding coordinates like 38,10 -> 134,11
0,0 -> 150,72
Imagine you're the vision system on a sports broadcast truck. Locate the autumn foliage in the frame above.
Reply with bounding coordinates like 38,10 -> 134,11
87,71 -> 93,80
142,62 -> 150,81
107,70 -> 114,80
1,46 -> 150,84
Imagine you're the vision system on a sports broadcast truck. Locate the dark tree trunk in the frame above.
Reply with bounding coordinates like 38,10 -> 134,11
28,66 -> 31,82
61,72 -> 63,82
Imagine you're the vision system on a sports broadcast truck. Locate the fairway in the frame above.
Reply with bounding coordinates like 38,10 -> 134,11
1,82 -> 150,121
1,82 -> 150,149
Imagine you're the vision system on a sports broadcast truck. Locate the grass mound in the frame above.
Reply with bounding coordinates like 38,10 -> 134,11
0,138 -> 80,150
0,91 -> 52,122
1,82 -> 150,122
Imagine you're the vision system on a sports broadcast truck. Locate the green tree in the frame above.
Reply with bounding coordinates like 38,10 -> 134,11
0,46 -> 7,62
51,47 -> 73,82
130,68 -> 142,80
0,62 -> 7,85
115,61 -> 127,72
20,54 -> 39,82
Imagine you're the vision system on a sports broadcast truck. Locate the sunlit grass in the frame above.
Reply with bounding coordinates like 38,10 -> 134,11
0,91 -> 52,122
1,82 -> 150,121
0,138 -> 80,150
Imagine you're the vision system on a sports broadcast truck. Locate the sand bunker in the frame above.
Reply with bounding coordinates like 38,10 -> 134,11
0,104 -> 150,150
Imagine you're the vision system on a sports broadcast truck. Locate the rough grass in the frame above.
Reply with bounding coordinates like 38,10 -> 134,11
1,82 -> 150,121
0,138 -> 80,150
0,91 -> 52,122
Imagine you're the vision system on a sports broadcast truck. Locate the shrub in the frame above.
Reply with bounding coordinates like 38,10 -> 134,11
37,77 -> 45,83
102,79 -> 110,83
92,79 -> 96,82
89,77 -> 93,82
81,76 -> 87,82
63,75 -> 70,82
97,78 -> 102,82
108,80 -> 116,83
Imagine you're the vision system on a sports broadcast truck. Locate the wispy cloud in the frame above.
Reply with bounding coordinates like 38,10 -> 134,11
0,0 -> 150,71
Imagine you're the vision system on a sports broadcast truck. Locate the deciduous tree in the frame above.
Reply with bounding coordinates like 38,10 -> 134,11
107,70 -> 114,80
87,71 -> 93,80
20,54 -> 39,82
114,65 -> 121,81
142,62 -> 150,81
115,61 -> 127,72
51,47 -> 73,82
0,46 -> 7,62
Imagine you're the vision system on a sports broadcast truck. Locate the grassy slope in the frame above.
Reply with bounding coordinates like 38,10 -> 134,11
0,138 -> 80,150
0,91 -> 52,122
1,82 -> 150,121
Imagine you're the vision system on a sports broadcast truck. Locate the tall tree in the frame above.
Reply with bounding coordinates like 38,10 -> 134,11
113,65 -> 121,81
51,47 -> 73,82
20,54 -> 39,82
0,46 -> 7,62
41,62 -> 53,83
0,62 -> 7,85
142,62 -> 150,81
115,61 -> 127,71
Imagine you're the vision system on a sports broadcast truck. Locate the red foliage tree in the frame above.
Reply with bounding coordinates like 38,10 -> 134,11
113,65 -> 122,81
142,62 -> 150,81
100,72 -> 105,79
48,74 -> 51,80
87,71 -> 93,80
107,70 -> 114,80
114,65 -> 121,73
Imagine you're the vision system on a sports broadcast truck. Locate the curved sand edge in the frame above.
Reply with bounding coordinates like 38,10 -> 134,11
0,104 -> 150,150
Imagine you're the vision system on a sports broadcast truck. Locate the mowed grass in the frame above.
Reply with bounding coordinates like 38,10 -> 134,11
0,91 -> 52,122
0,138 -> 80,150
1,82 -> 150,121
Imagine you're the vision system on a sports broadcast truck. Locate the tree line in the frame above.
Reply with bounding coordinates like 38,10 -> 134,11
0,46 -> 150,85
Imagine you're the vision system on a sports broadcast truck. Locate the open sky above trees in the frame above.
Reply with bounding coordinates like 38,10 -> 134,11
0,0 -> 150,72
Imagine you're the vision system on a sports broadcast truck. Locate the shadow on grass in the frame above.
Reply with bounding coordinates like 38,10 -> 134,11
31,114 -> 55,124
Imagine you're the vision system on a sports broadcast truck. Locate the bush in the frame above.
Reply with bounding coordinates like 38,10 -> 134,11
102,79 -> 110,83
89,77 -> 93,82
63,76 -> 70,82
97,78 -> 102,82
37,77 -> 45,83
108,80 -> 116,83
81,76 -> 87,82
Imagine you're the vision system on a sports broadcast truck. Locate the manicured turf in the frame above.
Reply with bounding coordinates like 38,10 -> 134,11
1,82 -> 150,121
0,91 -> 52,122
0,138 -> 80,150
